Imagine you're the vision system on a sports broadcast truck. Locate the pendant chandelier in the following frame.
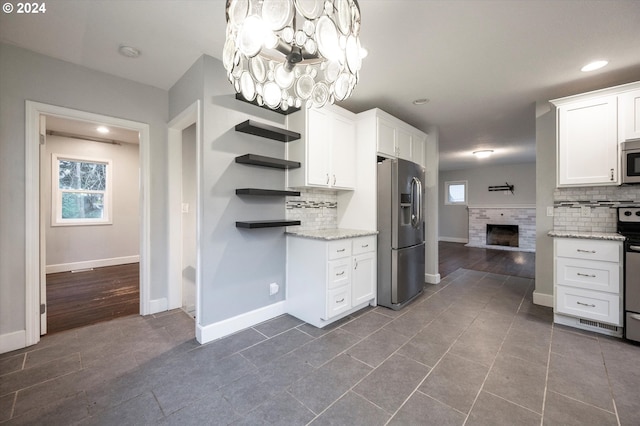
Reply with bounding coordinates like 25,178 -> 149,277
223,0 -> 364,111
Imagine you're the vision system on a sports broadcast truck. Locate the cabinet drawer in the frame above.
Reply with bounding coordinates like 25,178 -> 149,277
352,236 -> 376,255
328,240 -> 351,260
555,285 -> 621,326
324,285 -> 351,319
555,239 -> 620,262
328,259 -> 351,289
555,257 -> 620,293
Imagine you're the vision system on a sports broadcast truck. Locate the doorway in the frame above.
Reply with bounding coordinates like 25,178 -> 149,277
24,101 -> 152,345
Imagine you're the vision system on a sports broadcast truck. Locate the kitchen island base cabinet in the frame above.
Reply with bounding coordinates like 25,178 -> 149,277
286,235 -> 376,328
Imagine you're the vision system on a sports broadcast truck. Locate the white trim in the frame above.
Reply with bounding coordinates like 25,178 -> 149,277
533,291 -> 554,307
467,204 -> 536,209
149,297 -> 168,314
46,255 -> 139,274
0,330 -> 27,354
425,273 -> 441,285
25,101 -> 151,349
196,301 -> 287,344
438,236 -> 469,243
167,101 -> 201,322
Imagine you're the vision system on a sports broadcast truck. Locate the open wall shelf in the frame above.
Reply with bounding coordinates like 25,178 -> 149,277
235,154 -> 300,170
235,120 -> 301,142
235,93 -> 300,115
236,188 -> 300,197
236,220 -> 301,229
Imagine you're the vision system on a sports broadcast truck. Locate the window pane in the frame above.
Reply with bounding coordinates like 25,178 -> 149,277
59,160 -> 106,191
448,184 -> 465,203
61,192 -> 104,219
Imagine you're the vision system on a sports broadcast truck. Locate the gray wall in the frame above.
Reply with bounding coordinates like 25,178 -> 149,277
439,162 -> 536,241
44,135 -> 139,267
169,55 -> 288,326
0,43 -> 168,337
181,124 -> 197,312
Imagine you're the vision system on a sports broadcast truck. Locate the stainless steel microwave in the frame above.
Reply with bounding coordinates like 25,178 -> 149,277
622,139 -> 640,184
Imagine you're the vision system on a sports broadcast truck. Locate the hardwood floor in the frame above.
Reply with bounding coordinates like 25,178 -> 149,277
438,241 -> 535,279
46,263 -> 139,334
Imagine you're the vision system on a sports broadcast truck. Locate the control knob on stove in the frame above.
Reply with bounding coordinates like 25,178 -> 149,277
625,211 -> 632,216
635,211 -> 640,216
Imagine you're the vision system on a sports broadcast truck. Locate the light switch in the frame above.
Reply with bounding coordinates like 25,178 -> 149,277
547,206 -> 554,217
181,203 -> 189,213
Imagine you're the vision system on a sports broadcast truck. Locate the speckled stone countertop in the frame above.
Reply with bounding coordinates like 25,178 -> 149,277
547,230 -> 626,241
286,228 -> 378,241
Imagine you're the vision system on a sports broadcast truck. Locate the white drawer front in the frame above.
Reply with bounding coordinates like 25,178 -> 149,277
328,259 -> 351,289
325,285 -> 351,319
555,258 -> 620,293
555,238 -> 621,262
352,235 -> 376,255
555,286 -> 621,325
328,240 -> 351,260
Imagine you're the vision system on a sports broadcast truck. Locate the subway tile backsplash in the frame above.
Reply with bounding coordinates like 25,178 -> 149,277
286,189 -> 338,231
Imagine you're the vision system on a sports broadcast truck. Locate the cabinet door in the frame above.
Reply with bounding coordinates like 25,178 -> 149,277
307,108 -> 331,187
352,251 -> 376,306
377,117 -> 396,157
557,95 -> 618,186
331,113 -> 356,189
397,128 -> 412,161
619,89 -> 640,142
411,133 -> 425,166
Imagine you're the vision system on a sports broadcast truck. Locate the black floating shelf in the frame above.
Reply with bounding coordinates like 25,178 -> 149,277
236,220 -> 301,229
235,120 -> 301,142
235,93 -> 300,115
235,154 -> 300,170
236,188 -> 301,197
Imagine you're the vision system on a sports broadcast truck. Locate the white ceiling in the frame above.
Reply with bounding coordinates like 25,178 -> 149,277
2,0 -> 640,170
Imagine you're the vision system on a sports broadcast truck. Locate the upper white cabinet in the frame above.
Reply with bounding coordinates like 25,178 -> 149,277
619,89 -> 640,142
366,109 -> 426,167
287,104 -> 356,190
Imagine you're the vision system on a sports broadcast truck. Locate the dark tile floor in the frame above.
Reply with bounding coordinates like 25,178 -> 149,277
2,268 -> 640,425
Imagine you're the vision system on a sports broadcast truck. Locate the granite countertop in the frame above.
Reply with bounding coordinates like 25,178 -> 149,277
547,230 -> 626,241
286,228 -> 378,241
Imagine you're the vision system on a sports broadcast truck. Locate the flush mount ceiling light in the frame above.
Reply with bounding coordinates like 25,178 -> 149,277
118,45 -> 141,58
223,0 -> 364,111
413,98 -> 430,105
473,150 -> 494,159
96,126 -> 110,134
581,60 -> 608,72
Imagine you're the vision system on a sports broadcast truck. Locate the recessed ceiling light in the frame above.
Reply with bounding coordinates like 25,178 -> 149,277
96,126 -> 110,134
581,60 -> 608,72
413,98 -> 430,105
119,45 -> 141,58
473,150 -> 493,159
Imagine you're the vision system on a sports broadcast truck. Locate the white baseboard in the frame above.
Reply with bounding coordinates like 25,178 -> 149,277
533,291 -> 553,307
0,330 -> 26,354
46,255 -> 140,274
149,297 -> 168,315
438,237 -> 468,243
425,273 -> 441,284
196,301 -> 286,345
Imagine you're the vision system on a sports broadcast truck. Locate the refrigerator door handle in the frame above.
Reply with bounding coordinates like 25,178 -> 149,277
411,177 -> 422,228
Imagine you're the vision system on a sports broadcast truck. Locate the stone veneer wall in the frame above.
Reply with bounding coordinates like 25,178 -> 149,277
553,185 -> 640,232
285,189 -> 338,232
468,207 -> 536,252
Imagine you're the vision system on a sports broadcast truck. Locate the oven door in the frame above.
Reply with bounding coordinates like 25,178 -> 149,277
625,243 -> 640,342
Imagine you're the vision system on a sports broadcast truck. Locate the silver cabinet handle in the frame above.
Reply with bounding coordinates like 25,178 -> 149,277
576,301 -> 596,308
610,168 -> 615,181
362,244 -> 369,248
326,173 -> 329,184
337,248 -> 345,252
577,249 -> 596,253
336,298 -> 345,303
577,273 -> 596,278
354,260 -> 358,270
336,271 -> 345,276
333,174 -> 336,185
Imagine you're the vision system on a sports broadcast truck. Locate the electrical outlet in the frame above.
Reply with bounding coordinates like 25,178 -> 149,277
547,206 -> 554,217
181,203 -> 189,213
269,282 -> 279,296
581,205 -> 591,217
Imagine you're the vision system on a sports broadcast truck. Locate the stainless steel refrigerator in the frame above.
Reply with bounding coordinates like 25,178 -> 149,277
377,158 -> 425,310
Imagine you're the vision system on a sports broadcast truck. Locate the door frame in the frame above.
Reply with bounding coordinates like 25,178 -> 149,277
25,101 -> 151,345
167,101 -> 201,323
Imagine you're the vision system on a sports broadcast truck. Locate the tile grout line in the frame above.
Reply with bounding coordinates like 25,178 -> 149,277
595,336 -> 622,426
539,310 -> 555,426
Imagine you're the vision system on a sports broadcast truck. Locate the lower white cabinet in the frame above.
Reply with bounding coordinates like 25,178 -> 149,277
553,237 -> 623,335
287,234 -> 377,328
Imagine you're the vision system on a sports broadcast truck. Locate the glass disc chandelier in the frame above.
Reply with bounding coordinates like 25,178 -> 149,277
223,0 -> 364,111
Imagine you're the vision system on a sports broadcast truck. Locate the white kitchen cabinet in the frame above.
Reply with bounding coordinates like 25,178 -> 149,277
368,110 -> 426,167
555,95 -> 618,186
619,89 -> 640,142
286,234 -> 377,328
553,238 -> 623,336
287,104 -> 356,190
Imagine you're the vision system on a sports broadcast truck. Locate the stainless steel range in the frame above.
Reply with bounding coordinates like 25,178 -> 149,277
617,207 -> 640,342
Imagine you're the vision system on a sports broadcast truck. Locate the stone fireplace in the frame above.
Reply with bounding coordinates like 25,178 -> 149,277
467,206 -> 535,252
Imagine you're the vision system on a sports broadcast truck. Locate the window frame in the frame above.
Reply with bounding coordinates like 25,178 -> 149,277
51,153 -> 113,226
444,180 -> 468,205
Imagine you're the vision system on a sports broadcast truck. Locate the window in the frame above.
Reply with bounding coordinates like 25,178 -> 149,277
52,154 -> 112,226
445,180 -> 467,205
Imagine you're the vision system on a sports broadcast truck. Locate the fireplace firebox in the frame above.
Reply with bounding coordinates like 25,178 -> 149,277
486,224 -> 519,247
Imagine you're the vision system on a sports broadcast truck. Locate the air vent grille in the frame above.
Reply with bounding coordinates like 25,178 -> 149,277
579,318 -> 619,331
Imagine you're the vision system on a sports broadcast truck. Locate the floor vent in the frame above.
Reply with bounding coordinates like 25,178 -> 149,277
579,318 -> 619,332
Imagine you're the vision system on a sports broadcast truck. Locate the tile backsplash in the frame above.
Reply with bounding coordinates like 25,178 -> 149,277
553,185 -> 640,232
286,189 -> 338,231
